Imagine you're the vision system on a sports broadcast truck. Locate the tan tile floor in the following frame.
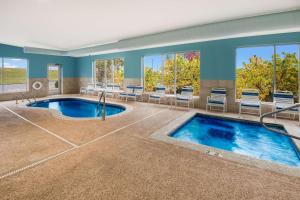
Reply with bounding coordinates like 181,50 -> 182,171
0,95 -> 300,200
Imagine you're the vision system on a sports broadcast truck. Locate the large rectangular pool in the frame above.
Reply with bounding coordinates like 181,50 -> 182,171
170,114 -> 300,167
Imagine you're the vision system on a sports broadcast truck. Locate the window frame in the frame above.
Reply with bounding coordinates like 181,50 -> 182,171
47,64 -> 61,93
142,50 -> 200,95
0,57 -> 29,94
235,43 -> 300,102
93,57 -> 124,87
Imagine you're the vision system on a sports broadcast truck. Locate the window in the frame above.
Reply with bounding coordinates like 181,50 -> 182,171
94,58 -> 124,88
0,58 -> 28,93
143,51 -> 200,95
113,58 -> 124,88
143,55 -> 164,92
175,52 -> 200,95
236,46 -> 274,101
275,45 -> 299,102
236,44 -> 299,102
48,64 -> 61,94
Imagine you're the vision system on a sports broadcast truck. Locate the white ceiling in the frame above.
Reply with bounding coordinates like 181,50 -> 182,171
0,0 -> 300,51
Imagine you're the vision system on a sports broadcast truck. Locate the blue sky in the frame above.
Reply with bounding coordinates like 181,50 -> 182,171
2,58 -> 27,68
236,44 -> 299,68
144,54 -> 175,71
144,45 -> 299,70
144,55 -> 163,70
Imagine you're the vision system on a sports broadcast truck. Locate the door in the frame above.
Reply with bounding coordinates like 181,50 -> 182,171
48,64 -> 61,95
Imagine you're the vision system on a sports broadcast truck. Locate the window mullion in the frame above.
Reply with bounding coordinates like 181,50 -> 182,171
111,59 -> 115,87
273,45 -> 277,98
161,55 -> 164,85
174,54 -> 177,95
298,44 -> 300,103
1,58 -> 3,93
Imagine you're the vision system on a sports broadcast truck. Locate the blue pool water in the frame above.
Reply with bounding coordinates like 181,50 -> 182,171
28,98 -> 125,118
170,114 -> 300,167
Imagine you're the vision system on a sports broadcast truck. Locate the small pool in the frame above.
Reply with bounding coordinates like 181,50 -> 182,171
27,98 -> 125,118
170,114 -> 300,167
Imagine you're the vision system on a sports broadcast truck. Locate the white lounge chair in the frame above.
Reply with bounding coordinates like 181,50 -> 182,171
273,91 -> 298,120
105,84 -> 121,98
105,84 -> 114,98
94,83 -> 105,95
239,89 -> 261,116
119,85 -> 135,101
175,87 -> 194,108
206,88 -> 227,113
82,83 -> 95,95
148,86 -> 166,104
80,87 -> 87,94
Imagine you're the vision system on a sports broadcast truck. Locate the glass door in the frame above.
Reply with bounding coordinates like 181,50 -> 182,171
48,64 -> 61,95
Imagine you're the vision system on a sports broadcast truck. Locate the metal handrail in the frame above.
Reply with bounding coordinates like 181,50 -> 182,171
15,92 -> 31,104
260,103 -> 300,140
97,90 -> 106,120
15,92 -> 37,105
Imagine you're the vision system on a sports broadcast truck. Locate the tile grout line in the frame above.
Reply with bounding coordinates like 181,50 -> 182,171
0,104 -> 78,148
0,107 -> 167,180
79,109 -> 166,147
0,147 -> 77,180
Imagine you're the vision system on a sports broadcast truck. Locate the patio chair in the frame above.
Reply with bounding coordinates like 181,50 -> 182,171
119,85 -> 135,101
175,86 -> 194,108
94,82 -> 105,95
239,89 -> 261,116
206,88 -> 227,113
80,86 -> 87,94
105,84 -> 114,98
105,84 -> 121,98
273,91 -> 298,120
86,83 -> 95,95
127,86 -> 143,101
148,86 -> 166,104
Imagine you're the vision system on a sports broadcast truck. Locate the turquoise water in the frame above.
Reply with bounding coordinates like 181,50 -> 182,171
170,114 -> 300,167
28,98 -> 125,118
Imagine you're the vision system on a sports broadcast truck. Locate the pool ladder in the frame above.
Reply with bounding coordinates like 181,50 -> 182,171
97,90 -> 106,120
260,103 -> 300,140
15,92 -> 36,105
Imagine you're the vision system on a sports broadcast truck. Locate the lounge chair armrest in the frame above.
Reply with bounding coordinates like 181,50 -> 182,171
207,96 -> 211,101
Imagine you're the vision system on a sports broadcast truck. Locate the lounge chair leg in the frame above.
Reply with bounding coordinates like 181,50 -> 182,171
259,108 -> 261,117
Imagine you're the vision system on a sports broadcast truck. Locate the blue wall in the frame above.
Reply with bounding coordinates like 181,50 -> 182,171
1,32 -> 300,80
0,44 -> 76,78
76,32 -> 300,80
